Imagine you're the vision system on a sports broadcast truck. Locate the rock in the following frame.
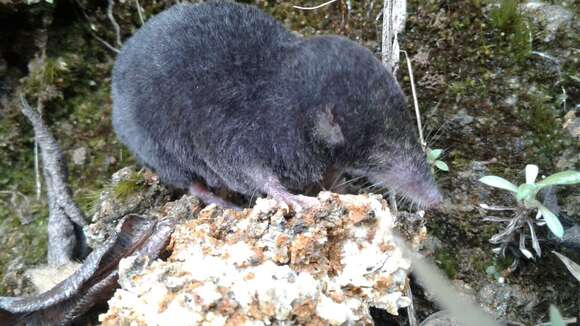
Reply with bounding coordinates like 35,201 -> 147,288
84,166 -> 171,249
503,94 -> 518,106
562,110 -> 579,141
99,193 -> 415,325
477,282 -> 538,320
452,109 -> 474,126
562,225 -> 580,250
71,147 -> 87,166
521,2 -> 574,42
420,310 -> 461,326
24,262 -> 81,294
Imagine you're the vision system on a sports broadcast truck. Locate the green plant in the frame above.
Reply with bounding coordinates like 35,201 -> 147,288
549,305 -> 565,326
427,148 -> 449,172
485,265 -> 502,281
479,165 -> 580,259
553,251 -> 580,283
111,171 -> 143,200
490,0 -> 520,33
490,0 -> 532,63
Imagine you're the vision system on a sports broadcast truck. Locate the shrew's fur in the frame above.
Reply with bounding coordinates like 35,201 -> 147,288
112,1 -> 441,208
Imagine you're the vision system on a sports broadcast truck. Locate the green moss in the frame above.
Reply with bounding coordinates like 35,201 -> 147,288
490,0 -> 521,32
75,189 -> 102,214
111,172 -> 142,201
511,21 -> 532,63
434,248 -> 459,279
0,203 -> 48,295
519,92 -> 570,168
489,0 -> 532,63
470,253 -> 491,274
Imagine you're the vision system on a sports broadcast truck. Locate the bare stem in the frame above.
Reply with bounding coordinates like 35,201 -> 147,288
135,0 -> 145,25
107,0 -> 123,47
401,50 -> 425,149
293,0 -> 338,10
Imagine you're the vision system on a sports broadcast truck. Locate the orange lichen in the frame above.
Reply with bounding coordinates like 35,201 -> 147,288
225,312 -> 248,326
248,304 -> 264,320
157,292 -> 176,313
217,297 -> 238,316
276,234 -> 289,246
326,234 -> 345,275
379,242 -> 395,252
243,272 -> 255,281
345,203 -> 371,225
291,299 -> 318,323
327,290 -> 345,303
374,276 -> 392,291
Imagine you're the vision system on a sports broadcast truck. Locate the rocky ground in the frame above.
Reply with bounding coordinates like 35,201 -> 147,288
0,0 -> 578,325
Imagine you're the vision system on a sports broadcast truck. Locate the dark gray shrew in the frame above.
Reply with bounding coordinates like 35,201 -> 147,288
112,0 -> 442,210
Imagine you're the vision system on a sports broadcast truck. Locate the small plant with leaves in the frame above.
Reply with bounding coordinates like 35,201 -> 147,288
549,305 -> 566,326
479,164 -> 580,261
426,148 -> 449,172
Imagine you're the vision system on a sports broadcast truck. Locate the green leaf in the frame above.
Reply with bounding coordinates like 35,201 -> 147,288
516,183 -> 539,203
485,265 -> 496,275
549,305 -> 565,326
435,160 -> 449,171
479,176 -> 518,193
538,204 -> 564,238
428,149 -> 443,161
537,170 -> 580,187
553,251 -> 580,282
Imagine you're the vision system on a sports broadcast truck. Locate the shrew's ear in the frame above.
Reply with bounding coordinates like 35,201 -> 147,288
313,105 -> 344,147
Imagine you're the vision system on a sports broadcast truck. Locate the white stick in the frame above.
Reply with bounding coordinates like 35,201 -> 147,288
401,50 -> 425,149
107,0 -> 122,47
293,0 -> 338,10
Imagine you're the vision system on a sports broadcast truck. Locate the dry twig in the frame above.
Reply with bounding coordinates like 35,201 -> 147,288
107,0 -> 123,47
293,0 -> 338,10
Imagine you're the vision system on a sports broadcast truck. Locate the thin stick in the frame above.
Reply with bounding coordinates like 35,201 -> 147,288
74,0 -> 120,53
135,0 -> 145,25
92,33 -> 121,53
34,136 -> 41,200
401,50 -> 425,150
406,286 -> 418,326
293,0 -> 339,10
34,77 -> 45,201
107,0 -> 123,47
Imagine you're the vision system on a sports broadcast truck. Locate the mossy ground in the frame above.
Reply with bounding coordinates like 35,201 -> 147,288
0,0 -> 578,323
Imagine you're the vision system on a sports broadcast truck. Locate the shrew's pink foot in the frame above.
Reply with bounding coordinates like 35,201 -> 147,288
189,182 -> 241,210
271,193 -> 318,212
259,175 -> 319,212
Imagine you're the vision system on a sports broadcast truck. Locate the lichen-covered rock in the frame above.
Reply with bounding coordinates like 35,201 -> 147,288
84,166 -> 171,248
521,2 -> 574,42
100,192 -> 415,325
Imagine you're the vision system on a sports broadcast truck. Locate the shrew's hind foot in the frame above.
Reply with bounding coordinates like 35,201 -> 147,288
189,182 -> 241,210
277,194 -> 319,213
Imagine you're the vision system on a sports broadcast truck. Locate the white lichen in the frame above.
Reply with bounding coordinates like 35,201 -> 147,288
100,192 -> 416,325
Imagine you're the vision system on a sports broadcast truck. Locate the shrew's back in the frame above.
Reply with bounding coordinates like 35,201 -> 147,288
111,2 -> 298,189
